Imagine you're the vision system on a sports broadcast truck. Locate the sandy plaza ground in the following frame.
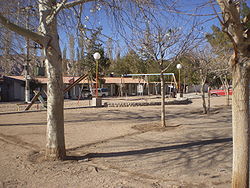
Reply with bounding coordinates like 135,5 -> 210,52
0,94 -> 232,188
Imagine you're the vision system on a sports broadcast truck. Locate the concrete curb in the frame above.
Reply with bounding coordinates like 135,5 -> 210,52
105,98 -> 192,107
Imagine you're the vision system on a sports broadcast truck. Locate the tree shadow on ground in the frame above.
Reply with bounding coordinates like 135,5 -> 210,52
73,137 -> 232,159
0,105 -> 231,127
65,137 -> 231,162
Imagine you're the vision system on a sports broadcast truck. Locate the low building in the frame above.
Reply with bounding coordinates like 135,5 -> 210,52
0,75 -> 25,102
0,75 -> 177,101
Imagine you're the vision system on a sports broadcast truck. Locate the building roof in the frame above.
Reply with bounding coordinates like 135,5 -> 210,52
104,77 -> 145,84
6,76 -> 145,84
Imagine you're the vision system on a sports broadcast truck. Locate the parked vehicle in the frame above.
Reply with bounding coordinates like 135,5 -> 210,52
81,89 -> 92,99
209,88 -> 232,96
91,88 -> 109,97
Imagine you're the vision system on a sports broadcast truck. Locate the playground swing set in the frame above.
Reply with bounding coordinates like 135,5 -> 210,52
123,73 -> 178,97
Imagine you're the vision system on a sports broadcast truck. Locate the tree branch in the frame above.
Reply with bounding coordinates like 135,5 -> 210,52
47,0 -> 68,25
216,0 -> 244,44
47,0 -> 95,25
0,13 -> 49,47
63,0 -> 94,9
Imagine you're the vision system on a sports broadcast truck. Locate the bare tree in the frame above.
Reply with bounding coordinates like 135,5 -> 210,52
0,0 -> 163,160
211,47 -> 232,106
0,0 -> 82,160
130,17 -> 200,126
188,48 -> 214,114
141,27 -> 181,127
164,1 -> 250,185
212,1 -> 250,187
206,25 -> 233,106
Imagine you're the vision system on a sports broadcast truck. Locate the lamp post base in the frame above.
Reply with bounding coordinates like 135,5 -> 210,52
177,93 -> 183,99
91,97 -> 102,107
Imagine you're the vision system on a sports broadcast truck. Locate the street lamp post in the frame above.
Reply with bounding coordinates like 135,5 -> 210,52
176,64 -> 182,98
25,6 -> 31,103
93,52 -> 101,98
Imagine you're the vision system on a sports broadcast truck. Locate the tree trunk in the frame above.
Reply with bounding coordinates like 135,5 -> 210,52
183,75 -> 186,94
222,81 -> 230,106
232,61 -> 249,188
224,78 -> 230,106
207,86 -> 210,113
147,76 -> 150,96
223,77 -> 229,106
201,80 -> 207,114
160,72 -> 166,127
225,80 -> 230,106
220,76 -> 230,106
226,87 -> 230,106
39,0 -> 66,160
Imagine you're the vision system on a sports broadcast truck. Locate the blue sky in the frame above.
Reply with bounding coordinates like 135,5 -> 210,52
58,0 -> 249,59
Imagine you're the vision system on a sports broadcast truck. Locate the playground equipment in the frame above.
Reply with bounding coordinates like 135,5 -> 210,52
64,74 -> 88,93
24,74 -> 88,111
124,73 -> 178,97
24,90 -> 47,111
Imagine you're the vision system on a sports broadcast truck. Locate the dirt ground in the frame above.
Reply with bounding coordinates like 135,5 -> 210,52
0,94 -> 232,188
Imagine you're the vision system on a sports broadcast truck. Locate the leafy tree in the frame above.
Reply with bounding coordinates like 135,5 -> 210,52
176,55 -> 200,86
242,2 -> 250,28
205,25 -> 233,52
81,48 -> 110,77
110,50 -> 147,75
79,28 -> 110,79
